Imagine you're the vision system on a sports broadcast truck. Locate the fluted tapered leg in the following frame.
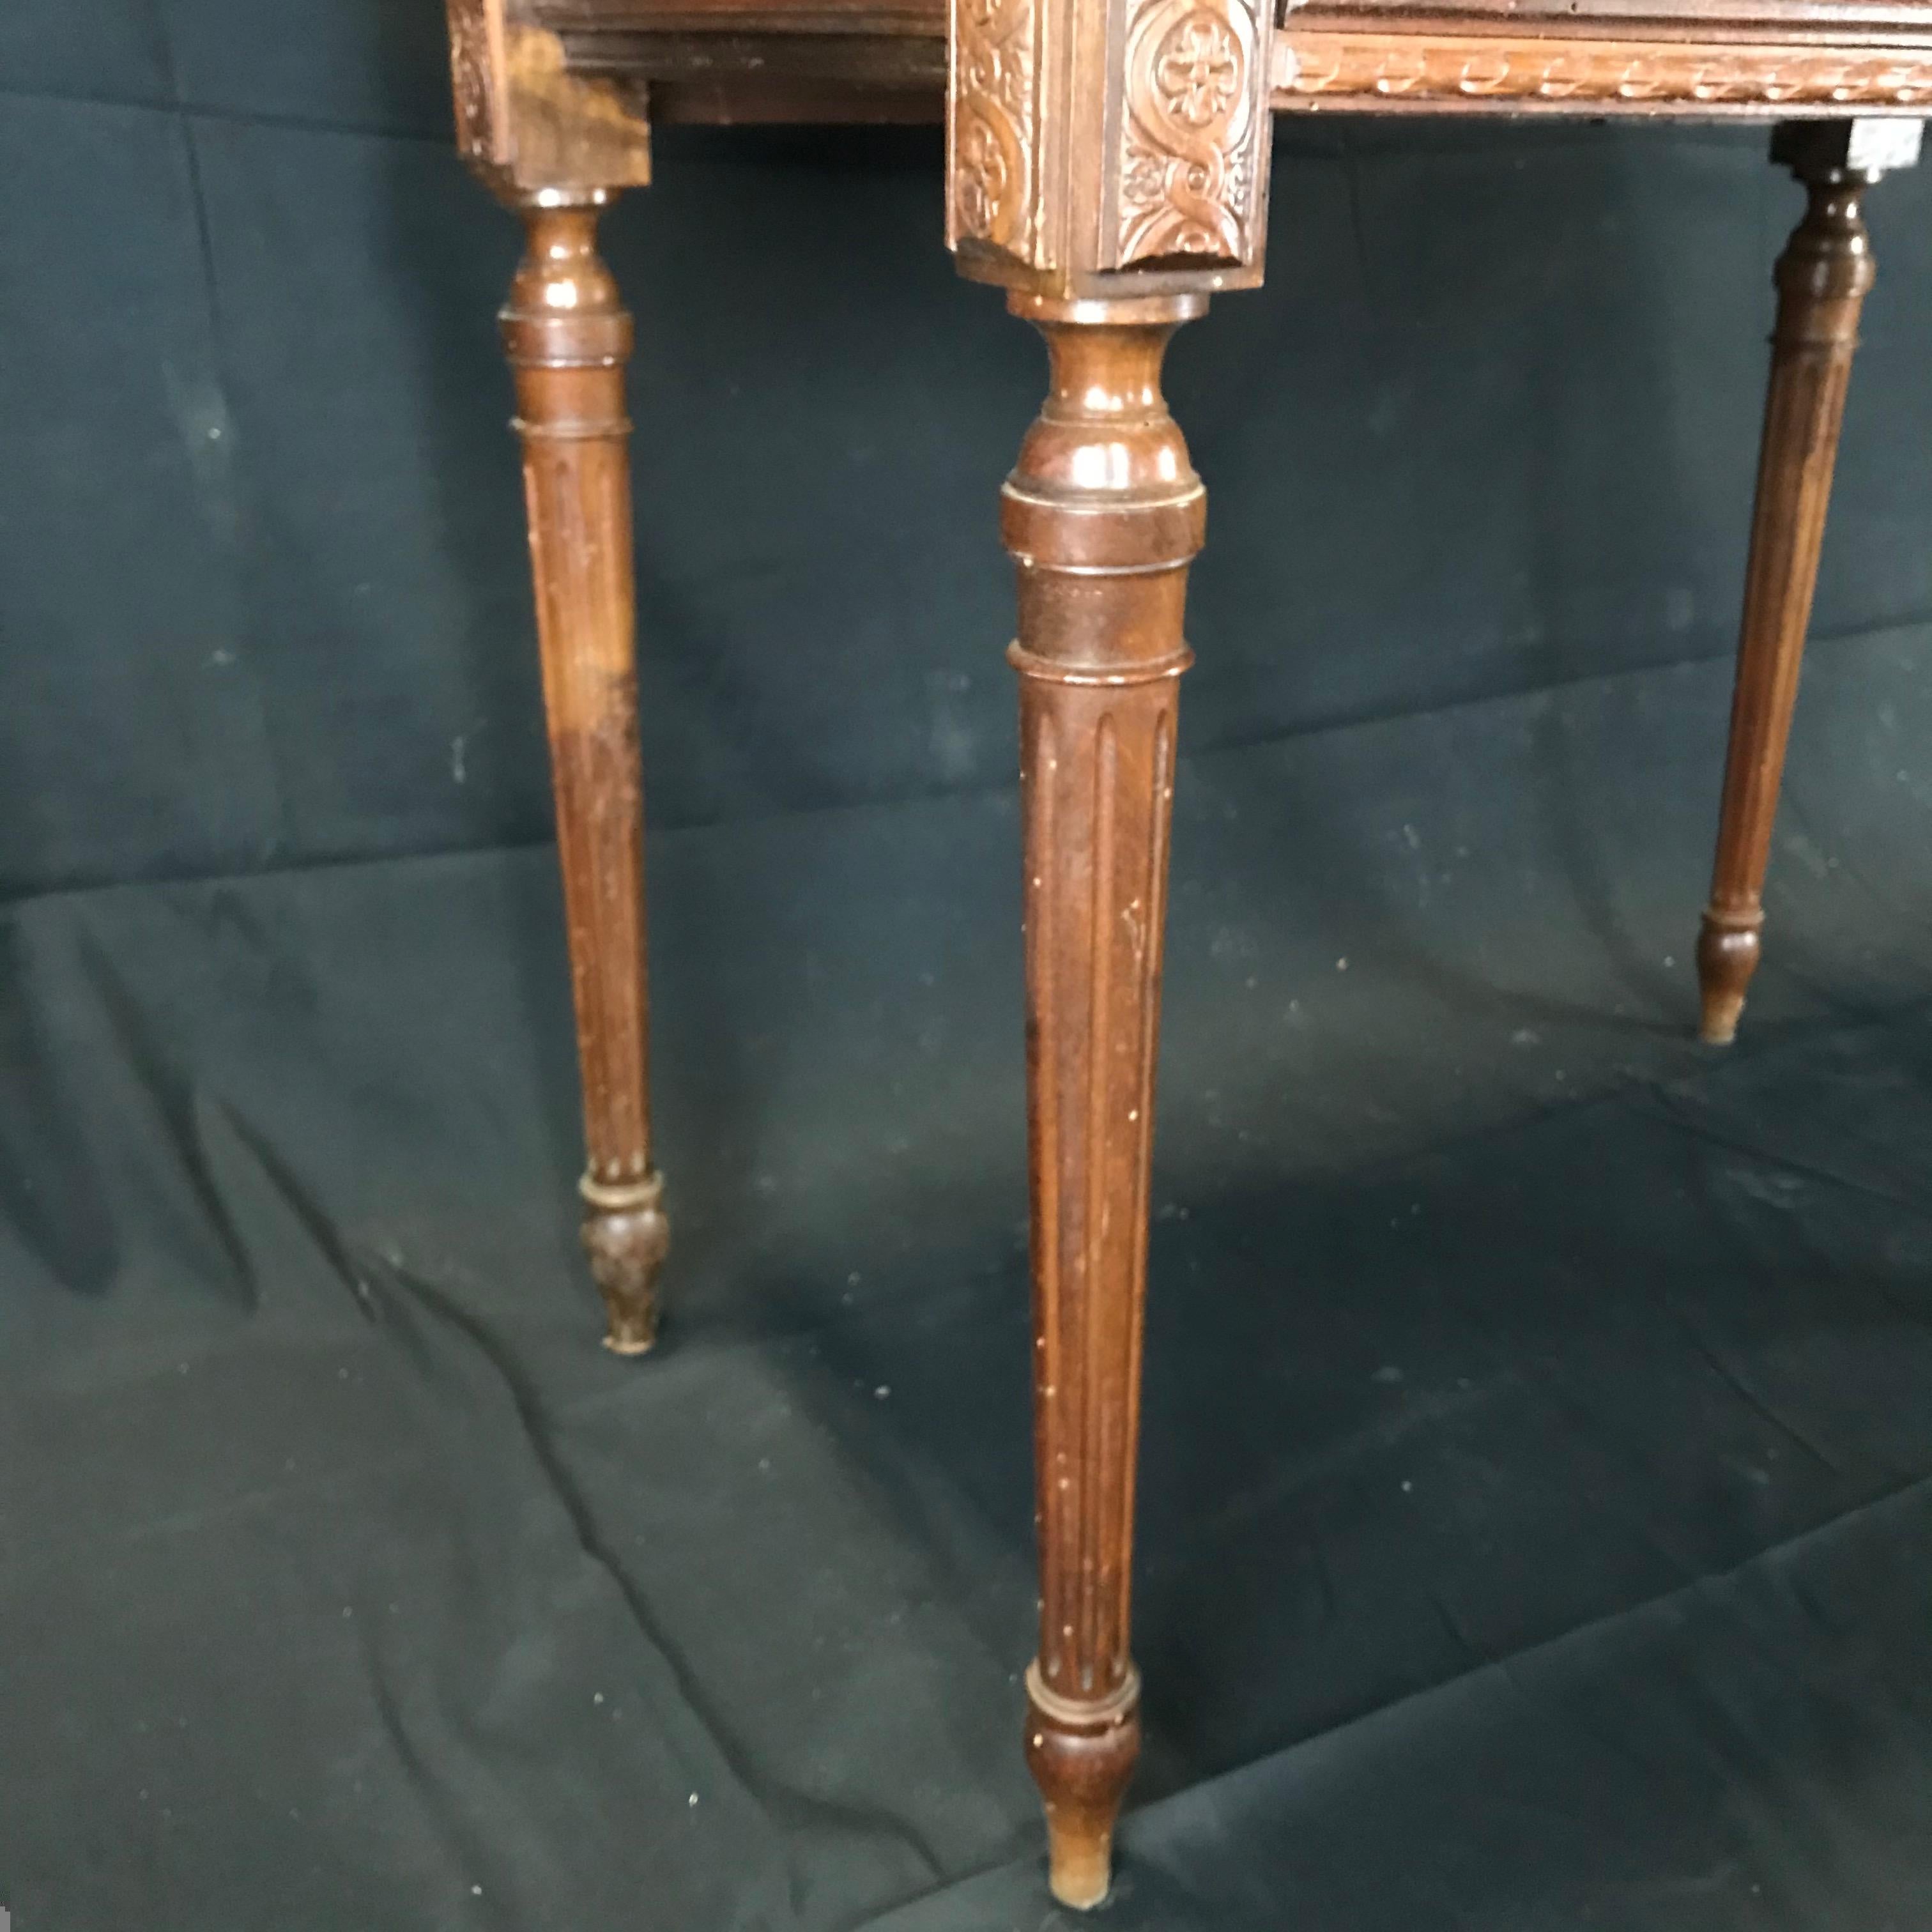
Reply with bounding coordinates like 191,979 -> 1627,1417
1004,291 -> 1204,1909
1699,119 -> 1920,1044
502,192 -> 670,1351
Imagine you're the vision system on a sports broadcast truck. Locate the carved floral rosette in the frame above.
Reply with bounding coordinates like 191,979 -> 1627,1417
1114,0 -> 1265,266
951,0 -> 1044,261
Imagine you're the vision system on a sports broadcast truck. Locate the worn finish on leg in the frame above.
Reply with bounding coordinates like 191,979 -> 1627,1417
502,194 -> 669,1351
1699,119 -> 1920,1045
944,0 -> 1271,1886
1007,294 -> 1204,1908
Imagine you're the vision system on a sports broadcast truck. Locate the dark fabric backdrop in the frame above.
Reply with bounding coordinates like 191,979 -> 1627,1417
7,9 -> 1932,1932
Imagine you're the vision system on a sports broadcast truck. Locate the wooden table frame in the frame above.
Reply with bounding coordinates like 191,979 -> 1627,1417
443,0 -> 1928,1903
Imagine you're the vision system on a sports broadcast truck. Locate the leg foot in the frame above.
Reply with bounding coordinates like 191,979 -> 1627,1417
1696,912 -> 1762,1045
583,1172 -> 670,1354
1026,1664 -> 1140,1909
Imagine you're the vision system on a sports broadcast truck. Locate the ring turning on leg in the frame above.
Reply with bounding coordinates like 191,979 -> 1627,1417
1006,292 -> 1204,1908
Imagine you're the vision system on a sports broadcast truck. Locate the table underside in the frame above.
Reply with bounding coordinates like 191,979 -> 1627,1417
526,0 -> 1932,122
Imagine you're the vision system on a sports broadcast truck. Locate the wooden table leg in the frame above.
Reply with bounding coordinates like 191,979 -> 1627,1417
1006,293 -> 1205,1907
945,0 -> 1273,1892
1698,118 -> 1922,1045
501,192 -> 670,1353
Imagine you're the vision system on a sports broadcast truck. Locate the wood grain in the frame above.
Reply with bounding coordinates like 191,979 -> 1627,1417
512,0 -> 1932,125
446,0 -> 652,193
564,27 -> 945,83
537,0 -> 1932,32
448,0 -> 1932,1910
1002,293 -> 1206,1910
448,0 -> 513,166
502,198 -> 671,1352
1699,120 -> 1919,1043
1273,27 -> 1932,114
540,0 -> 940,30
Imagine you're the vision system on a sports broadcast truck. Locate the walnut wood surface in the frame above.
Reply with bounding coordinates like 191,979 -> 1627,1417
448,0 -> 1932,1908
528,0 -> 1932,123
1273,27 -> 1932,114
563,28 -> 944,84
539,0 -> 940,30
539,0 -> 1932,29
1001,295 -> 1205,1909
501,199 -> 671,1353
448,0 -> 653,187
1698,121 -> 1917,1043
941,0 -> 1269,1886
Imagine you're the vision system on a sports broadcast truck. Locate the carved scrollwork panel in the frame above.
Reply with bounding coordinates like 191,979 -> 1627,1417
1112,0 -> 1268,268
949,0 -> 1047,264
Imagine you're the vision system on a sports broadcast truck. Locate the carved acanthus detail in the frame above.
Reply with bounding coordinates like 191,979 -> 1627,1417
1115,0 -> 1266,266
1273,31 -> 1932,112
950,0 -> 1045,263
